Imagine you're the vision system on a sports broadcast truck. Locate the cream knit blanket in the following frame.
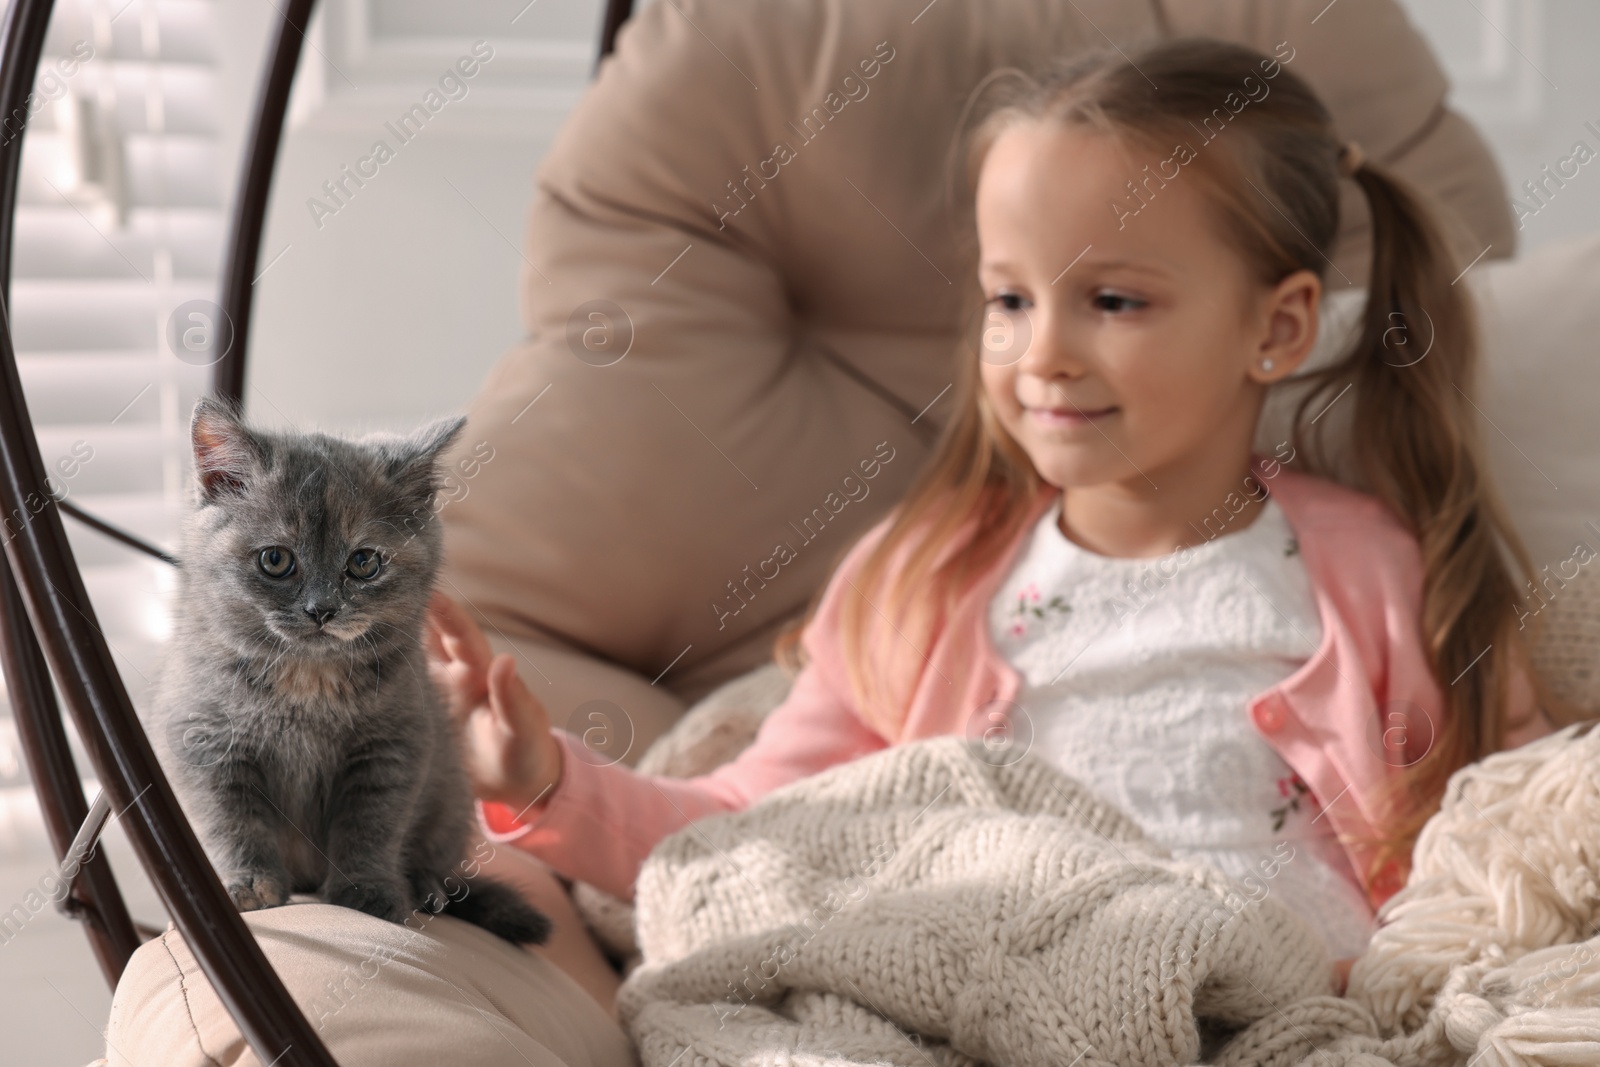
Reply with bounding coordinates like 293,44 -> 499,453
612,723 -> 1600,1067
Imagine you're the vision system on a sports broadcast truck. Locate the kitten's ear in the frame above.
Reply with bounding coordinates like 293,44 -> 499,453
407,415 -> 468,465
190,396 -> 264,502
387,415 -> 468,499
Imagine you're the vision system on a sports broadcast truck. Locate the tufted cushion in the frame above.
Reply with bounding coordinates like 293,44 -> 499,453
104,902 -> 635,1067
438,0 -> 1515,757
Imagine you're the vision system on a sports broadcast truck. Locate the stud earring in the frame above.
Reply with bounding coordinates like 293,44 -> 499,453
1260,358 -> 1275,372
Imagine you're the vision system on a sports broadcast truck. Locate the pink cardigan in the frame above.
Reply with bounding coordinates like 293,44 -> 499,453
482,451 -> 1554,910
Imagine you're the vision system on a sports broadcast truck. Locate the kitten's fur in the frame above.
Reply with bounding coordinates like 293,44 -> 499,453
149,397 -> 550,945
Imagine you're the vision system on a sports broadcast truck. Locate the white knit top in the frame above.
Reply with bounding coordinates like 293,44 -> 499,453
988,493 -> 1377,960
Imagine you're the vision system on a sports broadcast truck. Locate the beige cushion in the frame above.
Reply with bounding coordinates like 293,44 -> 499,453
1427,233 -> 1600,721
104,903 -> 635,1067
439,0 -> 1516,758
1472,233 -> 1600,595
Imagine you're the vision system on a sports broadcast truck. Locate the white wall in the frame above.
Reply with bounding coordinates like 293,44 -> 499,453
216,0 -> 606,435
1400,0 -> 1600,252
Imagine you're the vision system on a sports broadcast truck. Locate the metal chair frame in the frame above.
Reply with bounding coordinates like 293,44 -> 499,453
0,0 -> 634,1061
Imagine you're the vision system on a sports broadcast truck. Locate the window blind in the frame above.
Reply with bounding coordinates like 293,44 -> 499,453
0,0 -> 220,857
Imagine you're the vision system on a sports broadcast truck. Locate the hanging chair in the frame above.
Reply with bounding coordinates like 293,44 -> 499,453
0,0 -> 1536,1063
0,1 -> 634,1063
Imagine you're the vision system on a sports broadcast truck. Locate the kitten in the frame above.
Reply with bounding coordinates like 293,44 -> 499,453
148,397 -> 550,945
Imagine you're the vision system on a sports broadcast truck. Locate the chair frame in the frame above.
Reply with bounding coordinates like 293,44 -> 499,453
0,0 -> 634,1061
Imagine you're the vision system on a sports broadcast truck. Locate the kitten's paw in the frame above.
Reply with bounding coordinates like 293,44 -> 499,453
226,871 -> 289,911
327,879 -> 410,924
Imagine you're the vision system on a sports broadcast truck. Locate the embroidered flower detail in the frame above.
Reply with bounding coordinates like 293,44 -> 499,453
1270,772 -> 1311,832
1284,537 -> 1299,558
1007,582 -> 1070,638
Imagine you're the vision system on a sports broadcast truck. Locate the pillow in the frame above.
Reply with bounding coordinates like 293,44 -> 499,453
103,903 -> 633,1067
438,0 -> 1517,762
1472,233 -> 1600,586
1474,233 -> 1600,719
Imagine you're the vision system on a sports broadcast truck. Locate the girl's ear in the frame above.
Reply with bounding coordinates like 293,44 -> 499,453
190,396 -> 265,501
1249,269 -> 1321,384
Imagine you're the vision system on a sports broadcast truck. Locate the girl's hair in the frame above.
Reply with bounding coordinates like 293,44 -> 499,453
773,37 -> 1586,887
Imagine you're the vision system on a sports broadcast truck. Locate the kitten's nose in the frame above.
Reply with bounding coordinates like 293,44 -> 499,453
304,603 -> 338,626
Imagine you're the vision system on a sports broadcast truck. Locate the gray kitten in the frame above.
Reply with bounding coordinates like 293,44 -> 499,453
149,396 -> 550,945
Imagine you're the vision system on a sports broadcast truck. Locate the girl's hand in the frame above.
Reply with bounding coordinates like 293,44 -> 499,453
425,591 -> 491,720
425,592 -> 563,809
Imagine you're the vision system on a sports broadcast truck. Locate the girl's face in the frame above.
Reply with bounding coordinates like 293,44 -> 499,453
974,121 -> 1319,491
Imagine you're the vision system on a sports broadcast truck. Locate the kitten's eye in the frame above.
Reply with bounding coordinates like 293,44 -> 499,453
346,549 -> 381,580
258,546 -> 295,578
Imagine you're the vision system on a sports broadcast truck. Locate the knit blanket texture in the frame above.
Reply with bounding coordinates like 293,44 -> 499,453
611,725 -> 1600,1067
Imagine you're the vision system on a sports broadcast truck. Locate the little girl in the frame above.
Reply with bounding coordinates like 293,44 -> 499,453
428,37 -> 1575,1013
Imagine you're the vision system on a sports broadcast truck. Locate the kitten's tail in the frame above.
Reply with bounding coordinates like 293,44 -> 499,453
444,876 -> 553,945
